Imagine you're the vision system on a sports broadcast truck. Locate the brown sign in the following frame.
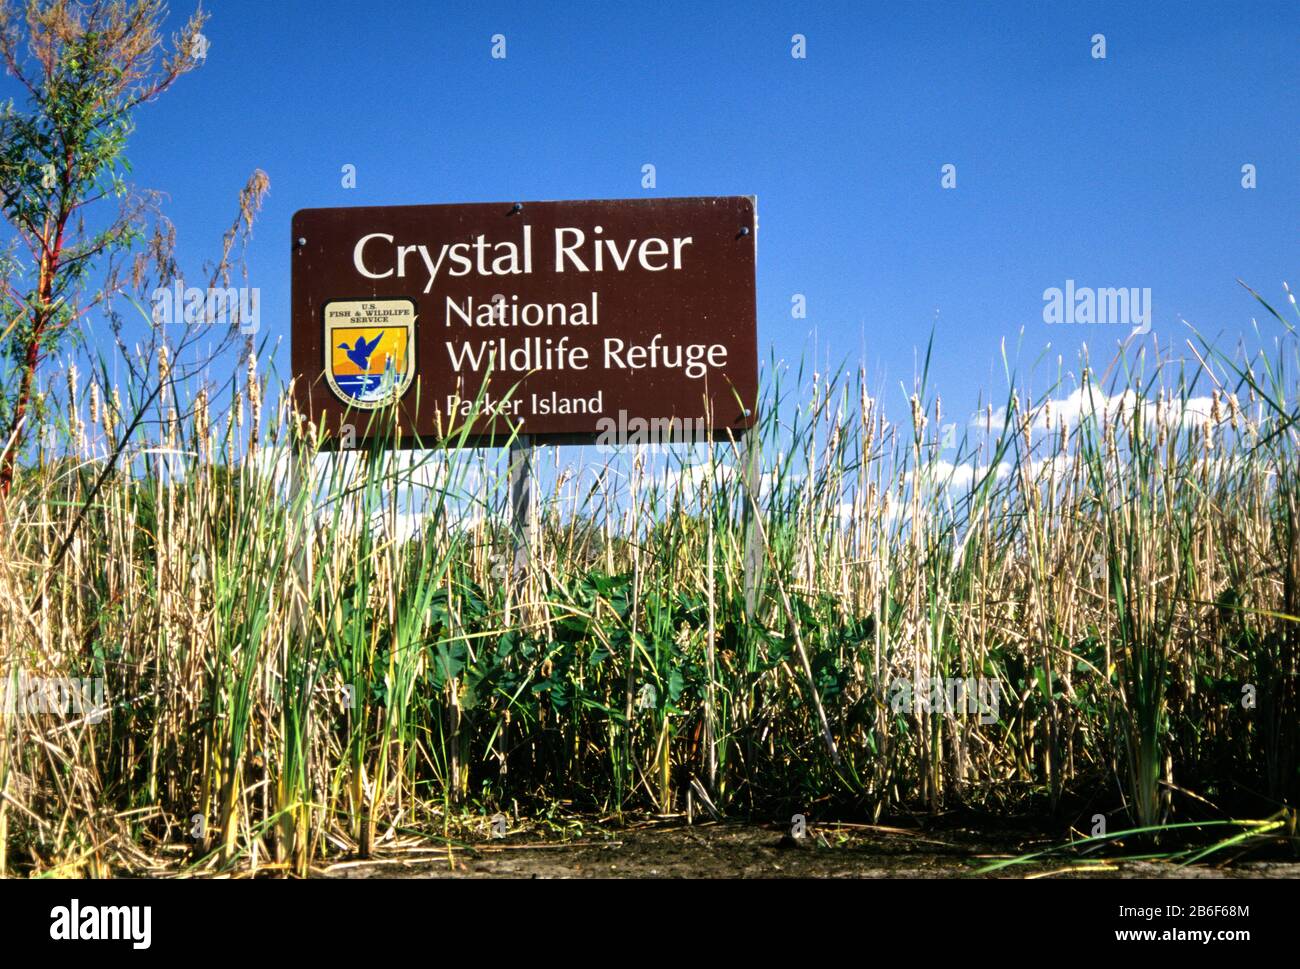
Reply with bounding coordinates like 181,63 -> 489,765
290,196 -> 757,446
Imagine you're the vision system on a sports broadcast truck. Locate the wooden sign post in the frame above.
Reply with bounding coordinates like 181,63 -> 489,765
508,433 -> 534,577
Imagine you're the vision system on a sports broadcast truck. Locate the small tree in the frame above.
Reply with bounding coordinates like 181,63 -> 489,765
0,0 -> 205,493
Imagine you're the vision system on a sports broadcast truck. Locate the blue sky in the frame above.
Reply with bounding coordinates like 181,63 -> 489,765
15,0 -> 1299,426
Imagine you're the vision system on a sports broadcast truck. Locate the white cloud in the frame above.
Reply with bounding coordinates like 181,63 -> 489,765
978,385 -> 1233,433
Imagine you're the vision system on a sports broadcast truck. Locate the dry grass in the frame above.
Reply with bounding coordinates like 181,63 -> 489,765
1,291 -> 1297,876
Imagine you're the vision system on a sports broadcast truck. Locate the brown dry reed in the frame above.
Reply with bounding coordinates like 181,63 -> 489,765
0,291 -> 1297,876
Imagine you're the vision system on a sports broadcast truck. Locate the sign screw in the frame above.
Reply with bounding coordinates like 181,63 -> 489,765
737,226 -> 750,238
509,202 -> 523,215
295,236 -> 306,248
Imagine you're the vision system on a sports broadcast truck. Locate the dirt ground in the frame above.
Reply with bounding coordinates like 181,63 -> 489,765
316,821 -> 1300,879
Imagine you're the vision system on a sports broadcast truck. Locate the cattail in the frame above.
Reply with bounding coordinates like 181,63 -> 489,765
246,354 -> 262,461
910,393 -> 927,439
862,394 -> 876,456
194,387 -> 210,456
828,407 -> 843,457
247,353 -> 261,425
108,387 -> 123,435
159,351 -> 177,447
67,363 -> 82,452
226,398 -> 238,465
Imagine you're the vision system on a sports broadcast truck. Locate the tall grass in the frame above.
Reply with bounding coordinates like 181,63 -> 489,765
1,291 -> 1297,875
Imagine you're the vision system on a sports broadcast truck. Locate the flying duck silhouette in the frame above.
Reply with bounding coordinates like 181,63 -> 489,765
338,332 -> 383,370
